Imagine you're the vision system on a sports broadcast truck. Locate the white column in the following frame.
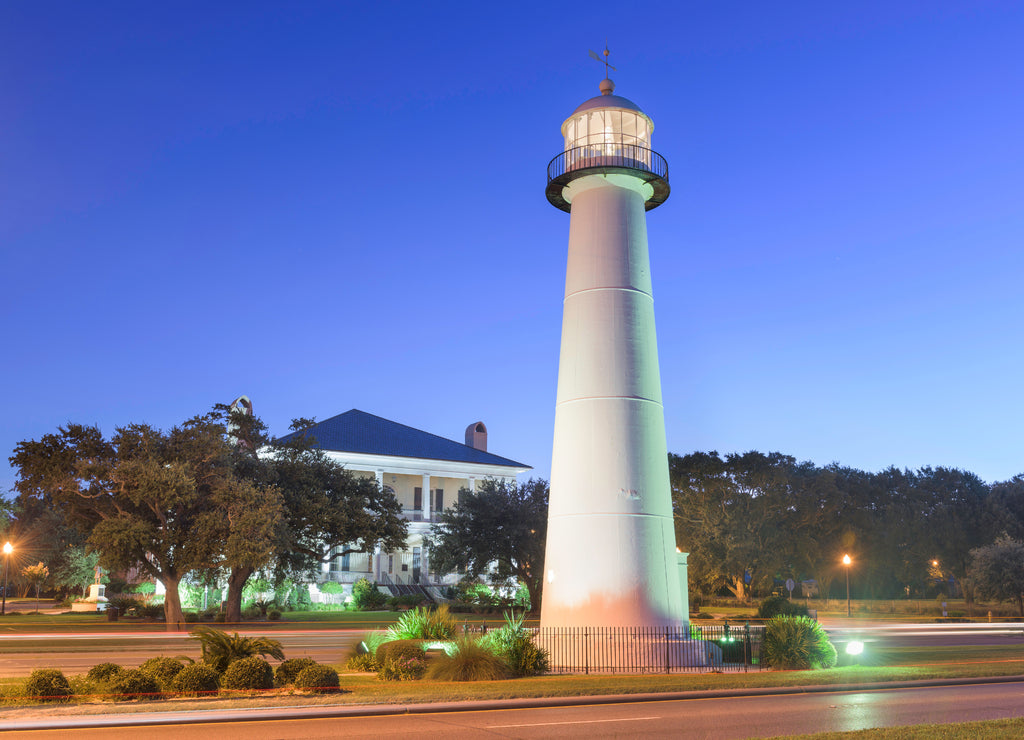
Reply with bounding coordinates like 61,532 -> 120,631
421,474 -> 430,521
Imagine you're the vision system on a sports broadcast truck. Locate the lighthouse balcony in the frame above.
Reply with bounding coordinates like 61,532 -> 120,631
546,144 -> 669,212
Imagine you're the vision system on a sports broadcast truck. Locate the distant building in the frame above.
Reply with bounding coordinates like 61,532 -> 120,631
279,409 -> 530,594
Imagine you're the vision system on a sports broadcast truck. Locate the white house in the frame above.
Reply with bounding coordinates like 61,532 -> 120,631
278,409 -> 530,594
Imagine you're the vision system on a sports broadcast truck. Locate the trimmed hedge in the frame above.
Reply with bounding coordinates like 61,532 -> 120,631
139,657 -> 186,687
294,664 -> 340,694
375,639 -> 425,664
86,663 -> 125,683
275,658 -> 317,686
107,669 -> 161,701
24,669 -> 72,702
222,656 -> 273,690
171,664 -> 220,696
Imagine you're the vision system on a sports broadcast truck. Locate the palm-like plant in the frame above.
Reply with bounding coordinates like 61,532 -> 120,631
190,626 -> 285,673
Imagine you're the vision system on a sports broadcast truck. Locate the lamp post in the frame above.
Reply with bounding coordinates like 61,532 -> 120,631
2,542 -> 12,616
842,554 -> 852,617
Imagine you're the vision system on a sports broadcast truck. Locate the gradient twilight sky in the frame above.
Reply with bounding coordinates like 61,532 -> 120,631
2,1 -> 1022,494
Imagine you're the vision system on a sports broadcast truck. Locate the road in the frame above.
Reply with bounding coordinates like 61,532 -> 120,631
0,630 -> 364,677
2,681 -> 1023,738
823,621 -> 1024,650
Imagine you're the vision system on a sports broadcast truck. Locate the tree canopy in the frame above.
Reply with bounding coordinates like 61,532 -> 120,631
427,478 -> 548,612
672,450 -> 1015,605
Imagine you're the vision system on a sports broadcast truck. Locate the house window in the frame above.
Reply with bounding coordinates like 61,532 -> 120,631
414,487 -> 422,510
388,555 -> 394,573
433,488 -> 444,511
341,552 -> 350,572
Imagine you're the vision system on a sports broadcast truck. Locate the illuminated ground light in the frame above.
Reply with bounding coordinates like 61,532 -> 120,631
846,640 -> 865,657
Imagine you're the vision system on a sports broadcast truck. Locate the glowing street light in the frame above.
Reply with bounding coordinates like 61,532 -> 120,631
2,542 -> 12,616
842,554 -> 852,617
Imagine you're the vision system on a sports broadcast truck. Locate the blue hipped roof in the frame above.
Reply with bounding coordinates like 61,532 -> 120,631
277,409 -> 529,469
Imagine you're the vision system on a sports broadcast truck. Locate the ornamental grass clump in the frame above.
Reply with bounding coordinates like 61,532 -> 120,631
386,604 -> 456,640
424,638 -> 511,681
345,653 -> 380,672
762,615 -> 838,670
294,664 -> 341,694
275,658 -> 318,686
24,669 -> 73,702
757,595 -> 810,619
222,656 -> 274,691
171,664 -> 220,697
375,639 -> 426,664
480,610 -> 549,676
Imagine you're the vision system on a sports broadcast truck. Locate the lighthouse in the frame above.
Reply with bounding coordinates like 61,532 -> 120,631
541,71 -> 688,629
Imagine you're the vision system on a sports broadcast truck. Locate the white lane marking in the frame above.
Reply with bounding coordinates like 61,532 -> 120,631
489,716 -> 660,728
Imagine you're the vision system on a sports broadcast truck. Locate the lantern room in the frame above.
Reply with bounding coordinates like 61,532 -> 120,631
545,78 -> 670,213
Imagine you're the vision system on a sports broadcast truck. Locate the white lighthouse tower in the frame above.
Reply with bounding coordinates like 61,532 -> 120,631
541,68 -> 688,629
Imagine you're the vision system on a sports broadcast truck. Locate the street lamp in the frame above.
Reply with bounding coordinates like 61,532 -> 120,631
842,554 -> 852,617
2,542 -> 12,616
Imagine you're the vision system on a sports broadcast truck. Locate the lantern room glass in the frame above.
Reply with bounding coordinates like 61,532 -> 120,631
563,108 -> 652,170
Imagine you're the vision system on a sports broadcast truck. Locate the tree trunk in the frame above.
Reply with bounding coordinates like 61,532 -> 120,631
161,576 -> 186,631
225,565 -> 254,625
727,577 -> 746,602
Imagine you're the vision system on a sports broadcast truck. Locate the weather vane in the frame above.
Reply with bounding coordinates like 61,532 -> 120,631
588,45 -> 616,79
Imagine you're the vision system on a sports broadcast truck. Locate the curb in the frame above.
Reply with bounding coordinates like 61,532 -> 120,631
3,675 -> 1023,731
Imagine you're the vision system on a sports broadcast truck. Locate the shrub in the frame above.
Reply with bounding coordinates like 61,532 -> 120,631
377,656 -> 426,681
268,610 -> 282,621
359,631 -> 390,657
762,616 -> 837,669
86,663 -> 125,683
172,664 -> 220,697
107,669 -> 161,701
375,639 -> 426,664
480,611 -> 549,676
345,653 -> 380,672
190,626 -> 285,673
106,596 -> 140,616
184,611 -> 200,623
275,658 -> 318,686
425,638 -> 511,681
386,605 -> 456,641
222,656 -> 274,690
24,669 -> 72,702
139,657 -> 186,687
140,604 -> 165,620
351,578 -> 387,610
294,664 -> 340,693
758,596 -> 809,620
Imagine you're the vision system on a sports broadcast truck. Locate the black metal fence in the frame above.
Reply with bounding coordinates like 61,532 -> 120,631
533,623 -> 764,674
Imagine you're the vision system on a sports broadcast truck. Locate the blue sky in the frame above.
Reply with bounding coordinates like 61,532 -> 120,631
2,1 -> 1022,492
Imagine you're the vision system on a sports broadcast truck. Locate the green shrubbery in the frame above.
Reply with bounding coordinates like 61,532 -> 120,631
275,658 -> 318,686
139,657 -> 186,687
762,616 -> 837,669
377,656 -> 426,681
191,626 -> 285,673
480,611 -> 549,676
107,669 -> 161,700
375,639 -> 426,664
222,656 -> 274,690
86,663 -> 124,683
351,578 -> 387,610
386,605 -> 456,640
24,669 -> 72,702
757,596 -> 810,620
294,664 -> 340,693
171,664 -> 220,696
345,653 -> 381,672
425,639 -> 510,681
